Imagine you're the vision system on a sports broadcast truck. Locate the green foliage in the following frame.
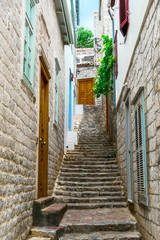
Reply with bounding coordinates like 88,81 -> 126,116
93,35 -> 115,98
77,27 -> 94,48
109,151 -> 116,158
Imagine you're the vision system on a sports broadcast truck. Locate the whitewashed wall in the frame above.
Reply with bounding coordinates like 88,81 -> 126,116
115,0 -> 153,103
64,45 -> 77,153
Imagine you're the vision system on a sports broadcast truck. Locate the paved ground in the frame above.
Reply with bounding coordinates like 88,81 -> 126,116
60,208 -> 136,226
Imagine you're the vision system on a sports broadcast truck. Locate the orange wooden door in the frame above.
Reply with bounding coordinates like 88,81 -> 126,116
78,79 -> 94,105
38,65 -> 49,198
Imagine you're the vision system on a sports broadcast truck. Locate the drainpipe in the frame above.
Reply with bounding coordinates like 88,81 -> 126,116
108,7 -> 116,109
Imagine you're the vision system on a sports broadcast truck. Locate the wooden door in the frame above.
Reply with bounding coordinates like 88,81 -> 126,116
78,79 -> 94,105
38,63 -> 49,198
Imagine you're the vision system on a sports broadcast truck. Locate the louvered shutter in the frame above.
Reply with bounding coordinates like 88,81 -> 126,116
114,30 -> 118,78
111,0 -> 115,7
135,96 -> 148,206
23,0 -> 39,92
119,0 -> 129,36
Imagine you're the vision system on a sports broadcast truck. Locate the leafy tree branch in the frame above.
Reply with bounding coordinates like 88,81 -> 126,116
93,35 -> 115,98
77,27 -> 94,48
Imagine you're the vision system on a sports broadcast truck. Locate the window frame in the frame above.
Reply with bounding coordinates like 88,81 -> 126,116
111,0 -> 115,7
134,90 -> 148,206
23,0 -> 38,93
119,0 -> 129,37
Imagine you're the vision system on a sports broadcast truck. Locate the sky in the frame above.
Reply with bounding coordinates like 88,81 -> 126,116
79,0 -> 99,33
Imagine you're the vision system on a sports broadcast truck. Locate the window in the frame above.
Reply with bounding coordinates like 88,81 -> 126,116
119,0 -> 129,37
54,58 -> 61,125
111,0 -> 115,7
23,0 -> 39,92
134,91 -> 148,206
114,30 -> 118,78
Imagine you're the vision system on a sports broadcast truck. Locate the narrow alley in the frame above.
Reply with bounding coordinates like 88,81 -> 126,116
28,105 -> 141,239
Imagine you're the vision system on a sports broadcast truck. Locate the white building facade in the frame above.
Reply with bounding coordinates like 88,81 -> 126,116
109,0 -> 160,239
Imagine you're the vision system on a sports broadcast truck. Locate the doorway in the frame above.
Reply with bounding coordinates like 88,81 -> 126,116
78,78 -> 95,105
38,57 -> 50,198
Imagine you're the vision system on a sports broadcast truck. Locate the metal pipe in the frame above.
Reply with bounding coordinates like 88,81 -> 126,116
108,8 -> 116,109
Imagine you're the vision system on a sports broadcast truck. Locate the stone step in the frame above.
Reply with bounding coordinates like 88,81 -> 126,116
60,207 -> 138,231
66,151 -> 114,156
78,140 -> 110,144
66,202 -> 127,209
54,195 -> 126,204
73,146 -> 114,150
56,185 -> 124,192
60,168 -> 120,174
33,202 -> 67,227
59,231 -> 142,240
75,142 -> 113,146
59,172 -> 121,179
58,176 -> 123,183
62,161 -> 119,170
63,158 -> 117,163
62,161 -> 118,167
55,190 -> 125,198
27,237 -> 51,240
75,145 -> 113,150
30,226 -> 64,240
60,165 -> 119,171
57,180 -> 123,187
33,196 -> 54,209
64,155 -> 116,161
78,137 -> 110,140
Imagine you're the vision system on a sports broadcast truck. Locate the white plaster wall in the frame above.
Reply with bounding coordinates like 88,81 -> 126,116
64,45 -> 77,153
115,0 -> 153,103
76,104 -> 83,114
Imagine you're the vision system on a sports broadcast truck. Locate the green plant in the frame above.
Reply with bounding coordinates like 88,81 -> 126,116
77,27 -> 94,48
110,151 -> 116,158
93,35 -> 115,98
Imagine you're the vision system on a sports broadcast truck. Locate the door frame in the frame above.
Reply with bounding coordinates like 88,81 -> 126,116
38,56 -> 51,198
77,78 -> 95,105
124,89 -> 134,203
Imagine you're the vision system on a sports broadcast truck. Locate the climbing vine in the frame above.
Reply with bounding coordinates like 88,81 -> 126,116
93,35 -> 115,98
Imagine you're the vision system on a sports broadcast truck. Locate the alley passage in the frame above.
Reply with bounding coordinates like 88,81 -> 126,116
54,105 -> 127,208
29,106 -> 141,240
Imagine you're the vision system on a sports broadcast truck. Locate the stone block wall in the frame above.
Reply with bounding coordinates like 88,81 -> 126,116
116,1 -> 160,239
0,0 -> 65,239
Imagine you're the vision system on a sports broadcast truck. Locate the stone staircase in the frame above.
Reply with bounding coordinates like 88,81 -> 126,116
53,106 -> 126,209
53,142 -> 127,209
28,105 -> 142,240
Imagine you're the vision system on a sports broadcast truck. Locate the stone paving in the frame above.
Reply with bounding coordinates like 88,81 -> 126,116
60,231 -> 142,240
60,208 -> 136,225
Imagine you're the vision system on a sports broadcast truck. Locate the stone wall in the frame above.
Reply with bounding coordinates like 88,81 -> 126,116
77,65 -> 97,79
101,0 -> 112,38
116,1 -> 160,239
0,0 -> 65,239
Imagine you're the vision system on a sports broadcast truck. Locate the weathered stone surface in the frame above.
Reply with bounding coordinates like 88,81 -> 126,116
27,237 -> 51,240
53,105 -> 124,209
0,0 -> 65,239
25,105 -> 142,239
116,1 -> 160,240
60,231 -> 142,240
